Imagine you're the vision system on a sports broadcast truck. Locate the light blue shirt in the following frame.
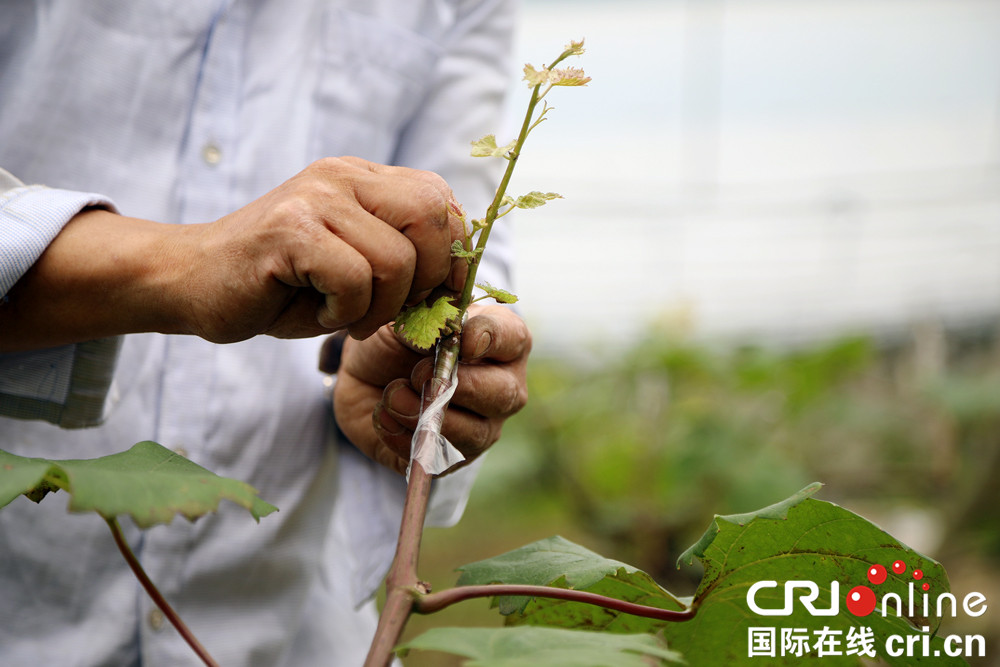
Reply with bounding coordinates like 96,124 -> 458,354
0,1 -> 515,665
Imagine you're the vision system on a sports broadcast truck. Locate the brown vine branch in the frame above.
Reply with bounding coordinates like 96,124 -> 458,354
364,333 -> 461,667
105,517 -> 220,667
414,584 -> 696,622
363,460 -> 433,666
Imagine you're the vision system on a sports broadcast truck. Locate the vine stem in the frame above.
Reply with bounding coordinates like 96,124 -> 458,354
366,45 -> 585,666
105,517 -> 220,667
364,334 -> 461,667
415,584 -> 696,622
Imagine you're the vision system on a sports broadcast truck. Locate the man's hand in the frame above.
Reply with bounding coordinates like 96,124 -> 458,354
0,157 -> 466,351
331,305 -> 531,475
183,157 -> 467,343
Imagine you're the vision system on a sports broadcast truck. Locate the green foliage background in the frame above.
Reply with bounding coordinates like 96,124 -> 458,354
404,322 -> 1000,665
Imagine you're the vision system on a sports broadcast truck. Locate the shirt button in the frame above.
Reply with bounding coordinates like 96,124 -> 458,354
148,608 -> 166,632
201,142 -> 222,165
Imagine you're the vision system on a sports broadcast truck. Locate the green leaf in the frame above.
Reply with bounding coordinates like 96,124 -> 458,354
476,282 -> 518,305
676,481 -> 823,568
469,487 -> 966,666
0,441 -> 277,529
451,239 -> 482,262
399,626 -> 684,666
393,295 -> 461,351
457,535 -> 686,617
513,191 -> 563,209
660,484 -> 964,666
471,134 -> 516,159
457,535 -> 632,592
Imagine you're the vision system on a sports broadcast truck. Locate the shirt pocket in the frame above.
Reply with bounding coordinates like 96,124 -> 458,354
312,10 -> 444,163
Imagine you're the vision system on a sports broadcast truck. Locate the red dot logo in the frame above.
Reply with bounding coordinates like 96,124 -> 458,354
867,564 -> 887,585
846,585 -> 877,616
913,569 -> 924,581
892,560 -> 907,574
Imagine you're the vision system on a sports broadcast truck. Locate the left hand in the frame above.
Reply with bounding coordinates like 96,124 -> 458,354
328,305 -> 531,475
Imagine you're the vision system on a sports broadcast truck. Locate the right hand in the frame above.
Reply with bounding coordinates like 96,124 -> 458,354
181,156 -> 467,343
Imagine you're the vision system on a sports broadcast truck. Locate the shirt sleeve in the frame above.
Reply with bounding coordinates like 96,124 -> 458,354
0,167 -> 122,428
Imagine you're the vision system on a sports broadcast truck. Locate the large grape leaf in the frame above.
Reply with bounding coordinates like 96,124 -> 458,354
0,441 -> 277,528
456,485 -> 966,666
399,626 -> 684,666
661,484 -> 963,666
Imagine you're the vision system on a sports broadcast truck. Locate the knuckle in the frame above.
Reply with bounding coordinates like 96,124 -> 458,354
501,377 -> 528,416
309,156 -> 348,176
518,324 -> 534,359
321,264 -> 371,326
415,169 -> 449,195
409,182 -> 448,229
269,194 -> 312,228
342,254 -> 374,289
375,234 -> 417,278
461,415 -> 494,455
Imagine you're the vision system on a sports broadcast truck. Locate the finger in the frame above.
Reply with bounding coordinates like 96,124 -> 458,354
374,379 -> 418,458
325,210 -> 417,338
339,156 -> 451,194
460,306 -> 533,363
409,356 -> 527,420
382,377 -> 498,460
347,158 -> 468,293
372,402 -> 413,467
264,289 -> 331,339
272,222 -> 373,332
334,370 -> 409,474
337,160 -> 457,297
339,326 -> 427,387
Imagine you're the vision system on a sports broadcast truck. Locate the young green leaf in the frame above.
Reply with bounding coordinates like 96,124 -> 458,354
476,282 -> 518,305
513,191 -> 562,209
549,67 -> 591,87
522,64 -> 590,88
0,442 -> 277,528
451,239 -> 482,262
562,39 -> 586,58
399,626 -> 684,666
393,295 -> 461,351
470,134 -> 517,159
523,64 -> 550,88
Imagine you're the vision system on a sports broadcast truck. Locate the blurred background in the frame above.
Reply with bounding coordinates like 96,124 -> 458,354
404,0 -> 1000,663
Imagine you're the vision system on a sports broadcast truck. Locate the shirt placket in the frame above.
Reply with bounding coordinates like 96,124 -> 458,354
139,2 -> 245,662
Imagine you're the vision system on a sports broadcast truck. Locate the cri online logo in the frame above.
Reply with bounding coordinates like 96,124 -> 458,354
846,560 -> 925,616
747,559 -> 986,618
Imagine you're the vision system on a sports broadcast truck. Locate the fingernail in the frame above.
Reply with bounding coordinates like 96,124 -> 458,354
472,331 -> 492,359
373,403 -> 407,436
385,385 -> 418,421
